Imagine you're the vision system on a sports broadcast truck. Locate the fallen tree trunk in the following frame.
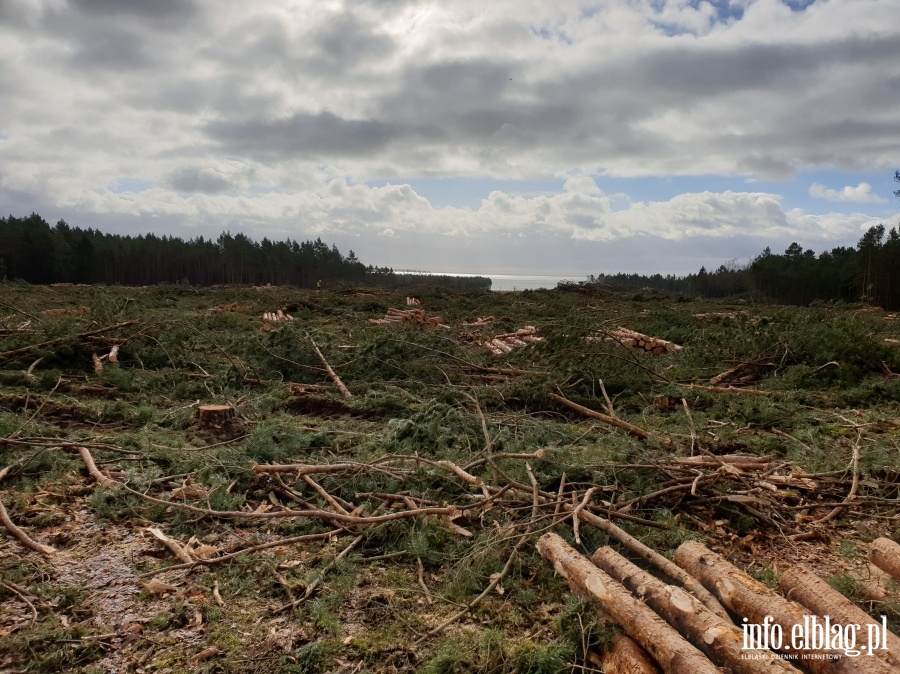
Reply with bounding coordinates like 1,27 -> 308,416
779,564 -> 900,670
537,533 -> 721,674
869,538 -> 900,581
673,541 -> 893,674
308,336 -> 352,398
595,632 -> 663,674
592,546 -> 800,674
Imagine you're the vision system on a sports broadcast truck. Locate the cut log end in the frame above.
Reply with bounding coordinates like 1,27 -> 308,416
870,537 -> 900,581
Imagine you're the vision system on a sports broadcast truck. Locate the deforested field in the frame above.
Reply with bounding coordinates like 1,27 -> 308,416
1,282 -> 899,674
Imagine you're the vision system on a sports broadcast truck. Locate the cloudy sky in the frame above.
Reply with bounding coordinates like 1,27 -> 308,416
2,0 -> 899,276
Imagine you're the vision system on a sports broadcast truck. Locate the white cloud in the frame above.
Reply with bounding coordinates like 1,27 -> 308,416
808,182 -> 887,204
1,0 -> 898,274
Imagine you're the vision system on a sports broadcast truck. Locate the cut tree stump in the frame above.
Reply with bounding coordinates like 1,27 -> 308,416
197,405 -> 234,428
779,564 -> 900,670
592,546 -> 800,674
673,541 -> 894,674
869,538 -> 900,581
537,533 -> 721,674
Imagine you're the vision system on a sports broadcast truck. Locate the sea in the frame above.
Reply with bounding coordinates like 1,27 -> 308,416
487,274 -> 581,291
406,271 -> 583,291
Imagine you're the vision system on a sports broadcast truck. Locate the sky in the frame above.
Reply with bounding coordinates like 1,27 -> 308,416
1,0 -> 899,277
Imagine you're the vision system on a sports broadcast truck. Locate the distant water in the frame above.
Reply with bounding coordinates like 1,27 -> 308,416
405,272 -> 580,291
488,274 -> 580,291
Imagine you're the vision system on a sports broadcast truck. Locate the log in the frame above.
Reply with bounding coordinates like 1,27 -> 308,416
308,336 -> 352,399
779,564 -> 900,670
869,538 -> 900,581
673,541 -> 894,674
596,632 -> 663,674
197,404 -> 234,428
536,533 -> 721,674
592,546 -> 800,674
572,508 -> 729,620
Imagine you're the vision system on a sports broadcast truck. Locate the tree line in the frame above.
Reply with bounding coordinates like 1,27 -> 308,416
0,213 -> 491,291
585,224 -> 900,310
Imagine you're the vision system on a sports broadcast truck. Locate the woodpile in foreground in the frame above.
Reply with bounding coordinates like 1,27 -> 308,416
539,533 -> 900,674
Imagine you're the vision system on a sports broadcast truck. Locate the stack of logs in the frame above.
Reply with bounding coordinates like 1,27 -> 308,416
262,310 -> 293,323
539,533 -> 900,674
369,308 -> 446,327
605,327 -> 683,355
485,326 -> 544,356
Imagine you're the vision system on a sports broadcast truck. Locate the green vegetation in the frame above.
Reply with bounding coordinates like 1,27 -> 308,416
0,282 -> 898,672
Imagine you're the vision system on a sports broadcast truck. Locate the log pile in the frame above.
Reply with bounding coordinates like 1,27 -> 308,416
485,326 -> 544,355
369,308 -> 446,326
405,296 -> 421,306
262,309 -> 293,327
41,305 -> 90,316
605,327 -> 683,354
539,534 -> 900,674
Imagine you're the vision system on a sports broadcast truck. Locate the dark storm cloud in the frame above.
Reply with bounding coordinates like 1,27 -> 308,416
205,111 -> 410,160
168,168 -> 233,195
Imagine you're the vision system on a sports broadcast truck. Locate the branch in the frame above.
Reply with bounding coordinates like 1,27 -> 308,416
549,393 -> 651,440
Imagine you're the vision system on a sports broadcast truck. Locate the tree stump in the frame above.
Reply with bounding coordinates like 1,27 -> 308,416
197,405 -> 234,428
